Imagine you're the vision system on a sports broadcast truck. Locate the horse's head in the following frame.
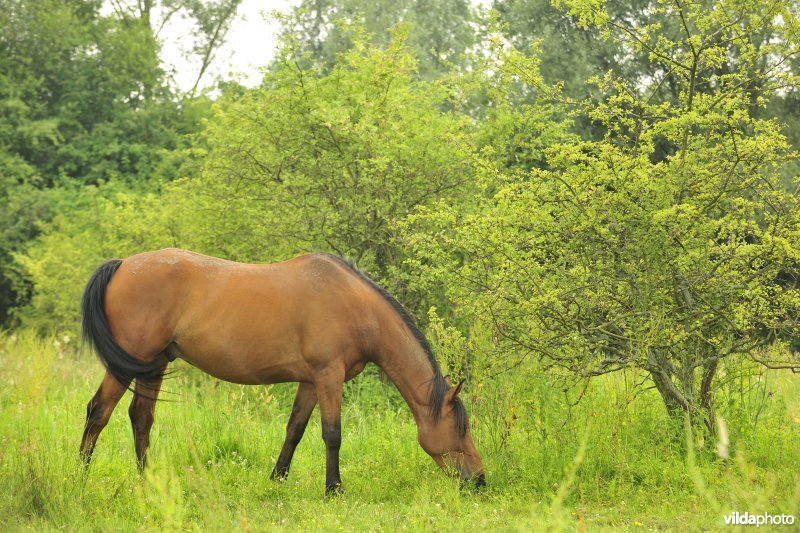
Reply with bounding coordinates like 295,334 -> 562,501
417,377 -> 485,488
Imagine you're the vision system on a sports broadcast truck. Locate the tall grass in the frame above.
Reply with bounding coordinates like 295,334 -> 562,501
0,331 -> 798,530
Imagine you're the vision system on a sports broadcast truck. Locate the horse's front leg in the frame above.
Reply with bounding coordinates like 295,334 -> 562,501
272,382 -> 317,480
314,368 -> 345,495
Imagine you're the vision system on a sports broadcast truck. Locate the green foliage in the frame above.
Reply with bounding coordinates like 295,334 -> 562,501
494,0 -> 616,98
196,26 -> 475,287
0,0 -> 169,187
470,34 -> 578,171
496,0 -> 800,172
15,179 -> 222,331
280,0 -> 477,79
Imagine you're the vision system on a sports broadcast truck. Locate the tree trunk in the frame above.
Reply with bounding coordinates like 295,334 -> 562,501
699,359 -> 718,435
648,351 -> 721,441
650,367 -> 689,417
647,349 -> 690,420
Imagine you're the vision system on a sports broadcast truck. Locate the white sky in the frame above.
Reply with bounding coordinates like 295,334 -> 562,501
159,0 -> 296,92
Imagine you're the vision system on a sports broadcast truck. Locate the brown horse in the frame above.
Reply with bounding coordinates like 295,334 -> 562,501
79,248 -> 484,493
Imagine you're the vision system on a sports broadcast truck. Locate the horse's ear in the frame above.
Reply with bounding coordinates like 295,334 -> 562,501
451,378 -> 465,399
444,374 -> 453,386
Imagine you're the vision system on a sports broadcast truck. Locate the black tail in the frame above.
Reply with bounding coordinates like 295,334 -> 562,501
81,259 -> 166,385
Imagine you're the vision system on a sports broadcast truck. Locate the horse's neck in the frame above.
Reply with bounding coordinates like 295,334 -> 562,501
372,323 -> 435,424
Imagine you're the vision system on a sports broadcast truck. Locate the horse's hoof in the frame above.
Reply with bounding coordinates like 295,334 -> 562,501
270,467 -> 288,481
325,482 -> 344,496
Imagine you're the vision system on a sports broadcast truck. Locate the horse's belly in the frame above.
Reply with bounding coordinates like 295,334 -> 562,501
170,338 -> 311,385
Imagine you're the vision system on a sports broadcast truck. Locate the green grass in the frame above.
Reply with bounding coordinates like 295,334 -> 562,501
1,331 -> 798,531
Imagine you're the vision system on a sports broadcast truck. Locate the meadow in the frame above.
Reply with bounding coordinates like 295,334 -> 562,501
1,331 -> 798,531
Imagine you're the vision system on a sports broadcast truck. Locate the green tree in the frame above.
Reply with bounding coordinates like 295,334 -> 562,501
407,0 -> 800,429
194,25 -> 475,300
280,0 -> 477,78
494,0 -> 800,173
492,0 -> 624,99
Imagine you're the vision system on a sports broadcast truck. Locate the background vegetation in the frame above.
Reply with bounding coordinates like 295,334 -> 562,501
1,0 -> 799,529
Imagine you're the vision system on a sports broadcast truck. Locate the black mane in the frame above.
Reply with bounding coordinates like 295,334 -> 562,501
327,254 -> 468,437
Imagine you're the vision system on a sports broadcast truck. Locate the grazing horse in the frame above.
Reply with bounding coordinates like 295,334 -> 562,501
79,248 -> 485,493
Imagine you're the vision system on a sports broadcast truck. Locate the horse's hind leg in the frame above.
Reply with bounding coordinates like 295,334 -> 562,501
271,382 -> 317,480
129,373 -> 165,471
80,371 -> 130,465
